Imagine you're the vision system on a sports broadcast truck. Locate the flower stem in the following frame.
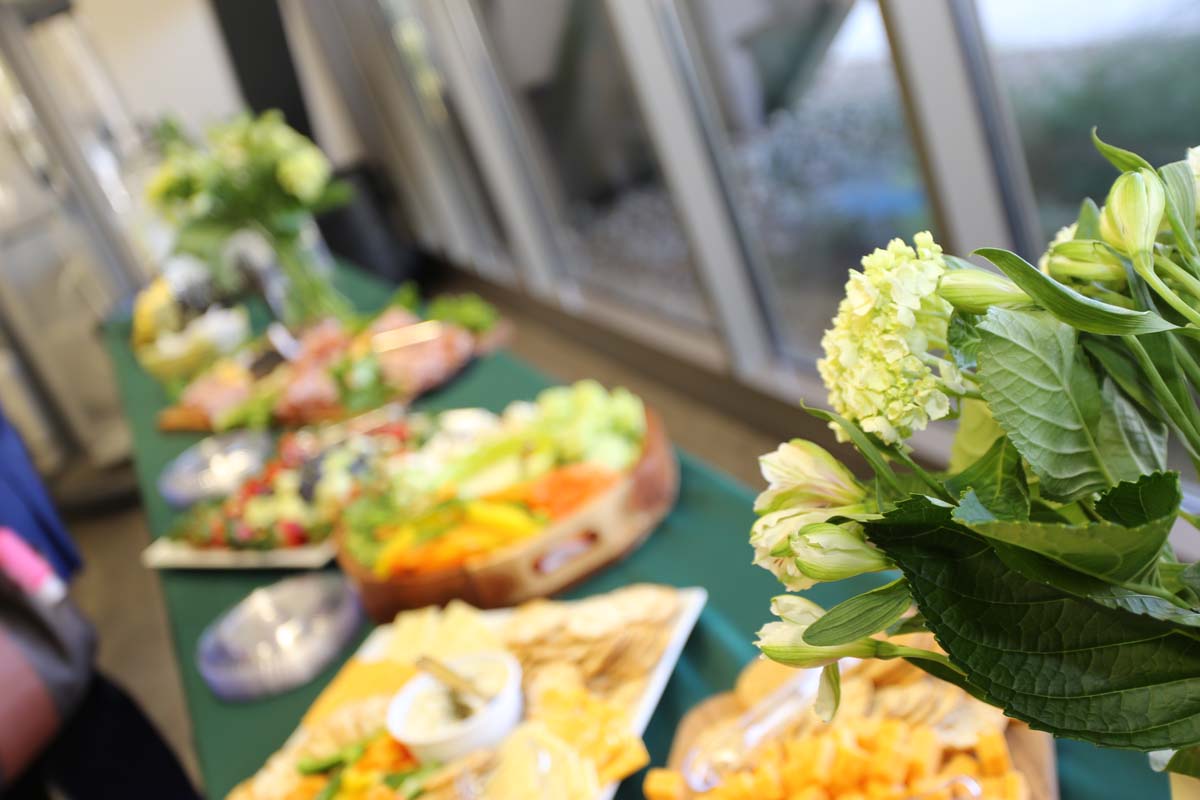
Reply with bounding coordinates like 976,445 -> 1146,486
1122,335 -> 1200,456
1139,259 -> 1200,326
886,445 -> 956,504
1155,253 -> 1200,302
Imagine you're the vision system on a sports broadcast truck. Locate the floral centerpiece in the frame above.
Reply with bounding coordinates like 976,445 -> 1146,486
145,110 -> 352,325
751,130 -> 1200,779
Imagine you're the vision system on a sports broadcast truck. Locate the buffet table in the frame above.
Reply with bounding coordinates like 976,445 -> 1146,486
101,267 -> 1166,800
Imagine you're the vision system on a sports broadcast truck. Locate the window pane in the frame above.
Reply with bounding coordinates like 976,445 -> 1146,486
677,0 -> 934,363
378,0 -> 516,282
975,0 -> 1200,244
475,0 -> 714,330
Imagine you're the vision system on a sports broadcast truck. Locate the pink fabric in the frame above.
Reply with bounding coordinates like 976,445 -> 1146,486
0,627 -> 60,780
0,527 -> 52,596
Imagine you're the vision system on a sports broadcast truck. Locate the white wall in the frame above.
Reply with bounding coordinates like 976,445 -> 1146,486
72,0 -> 243,134
71,0 -> 361,166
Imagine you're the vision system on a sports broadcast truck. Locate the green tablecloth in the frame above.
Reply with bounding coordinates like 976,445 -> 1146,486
101,268 -> 1167,799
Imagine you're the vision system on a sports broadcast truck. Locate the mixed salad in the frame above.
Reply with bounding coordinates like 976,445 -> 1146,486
341,381 -> 646,577
167,381 -> 647,564
168,419 -> 415,550
289,733 -> 438,800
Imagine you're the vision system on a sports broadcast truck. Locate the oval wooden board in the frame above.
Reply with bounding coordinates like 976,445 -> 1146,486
667,691 -> 1059,800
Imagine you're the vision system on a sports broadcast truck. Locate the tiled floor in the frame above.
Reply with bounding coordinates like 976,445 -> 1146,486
65,303 -> 782,791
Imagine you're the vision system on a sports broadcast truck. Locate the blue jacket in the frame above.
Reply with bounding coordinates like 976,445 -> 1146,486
0,408 -> 80,580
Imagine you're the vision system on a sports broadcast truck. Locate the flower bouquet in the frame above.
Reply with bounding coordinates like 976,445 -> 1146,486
751,130 -> 1200,779
145,110 -> 353,326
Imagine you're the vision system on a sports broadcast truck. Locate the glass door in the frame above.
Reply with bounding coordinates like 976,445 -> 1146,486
0,6 -> 143,469
377,0 -> 518,285
664,0 -> 936,366
969,0 -> 1200,246
466,0 -> 717,331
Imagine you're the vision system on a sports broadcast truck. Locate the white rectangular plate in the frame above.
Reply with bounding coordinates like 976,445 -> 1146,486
141,537 -> 337,570
355,586 -> 708,799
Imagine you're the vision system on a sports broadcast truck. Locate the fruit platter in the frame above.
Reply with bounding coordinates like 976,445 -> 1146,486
333,380 -> 677,619
645,633 -> 1054,800
227,584 -> 706,800
144,381 -> 676,581
156,287 -> 508,432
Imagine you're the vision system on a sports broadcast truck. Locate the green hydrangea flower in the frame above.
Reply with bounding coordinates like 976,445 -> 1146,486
817,232 -> 963,445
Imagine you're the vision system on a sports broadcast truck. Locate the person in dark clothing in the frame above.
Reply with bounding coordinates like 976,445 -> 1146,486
0,407 -> 199,799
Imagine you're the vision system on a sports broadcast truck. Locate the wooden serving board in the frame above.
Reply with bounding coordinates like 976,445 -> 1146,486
668,680 -> 1058,800
340,407 -> 679,621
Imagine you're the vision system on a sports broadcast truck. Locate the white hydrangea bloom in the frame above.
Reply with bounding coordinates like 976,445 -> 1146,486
817,231 -> 955,445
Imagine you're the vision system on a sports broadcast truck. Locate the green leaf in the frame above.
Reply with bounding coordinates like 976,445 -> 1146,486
977,309 -> 1143,501
1166,747 -> 1200,779
947,311 -> 982,371
990,541 -> 1200,629
953,474 -> 1177,585
1083,337 -> 1161,417
1181,563 -> 1200,597
1095,378 -> 1168,479
802,404 -> 904,497
1095,471 -> 1180,526
888,612 -> 927,636
974,247 -> 1176,335
803,578 -> 912,646
946,436 -> 1029,520
1092,127 -> 1155,173
1161,161 -> 1198,256
1075,198 -> 1103,241
948,398 -> 1004,474
868,496 -> 1200,750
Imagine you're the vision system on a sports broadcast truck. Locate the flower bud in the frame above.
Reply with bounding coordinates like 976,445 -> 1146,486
754,439 -> 865,514
1100,169 -> 1165,269
787,522 -> 892,582
937,269 -> 1031,314
755,618 -> 881,668
1046,239 -> 1128,284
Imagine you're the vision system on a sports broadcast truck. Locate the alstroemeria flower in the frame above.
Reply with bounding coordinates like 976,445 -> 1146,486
818,232 -> 966,445
756,595 -> 881,668
786,522 -> 893,582
754,439 -> 865,514
751,511 -> 877,590
1036,222 -> 1077,274
937,269 -> 1031,314
1045,239 -> 1128,284
1100,169 -> 1165,271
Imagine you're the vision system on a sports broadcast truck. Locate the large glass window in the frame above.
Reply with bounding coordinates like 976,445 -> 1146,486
974,0 -> 1200,245
675,0 -> 934,364
474,0 -> 714,330
378,0 -> 516,283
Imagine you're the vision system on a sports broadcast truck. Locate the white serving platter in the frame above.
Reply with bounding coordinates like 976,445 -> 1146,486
354,585 -> 708,799
141,537 -> 337,569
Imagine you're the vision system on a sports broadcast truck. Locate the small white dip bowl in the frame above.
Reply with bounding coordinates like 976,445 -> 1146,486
386,651 -> 523,764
